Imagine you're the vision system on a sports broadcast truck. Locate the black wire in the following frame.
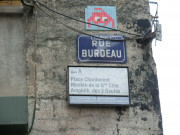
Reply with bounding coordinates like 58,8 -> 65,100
35,2 -> 130,41
33,0 -> 142,37
141,1 -> 159,42
27,3 -> 37,134
21,0 -> 33,6
148,1 -> 159,42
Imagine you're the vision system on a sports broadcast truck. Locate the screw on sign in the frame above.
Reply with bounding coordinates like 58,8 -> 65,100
85,6 -> 117,30
88,8 -> 115,28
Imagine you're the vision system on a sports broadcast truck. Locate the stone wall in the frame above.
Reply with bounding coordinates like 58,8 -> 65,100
25,0 -> 163,135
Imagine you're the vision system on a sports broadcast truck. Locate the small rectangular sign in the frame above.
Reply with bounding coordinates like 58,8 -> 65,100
77,34 -> 127,63
68,66 -> 130,106
69,96 -> 129,105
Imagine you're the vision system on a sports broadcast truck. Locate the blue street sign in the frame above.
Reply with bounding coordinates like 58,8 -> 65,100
76,34 -> 127,63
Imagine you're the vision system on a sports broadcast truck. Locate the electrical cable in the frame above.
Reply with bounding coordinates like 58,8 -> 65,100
27,2 -> 38,134
21,0 -> 33,6
35,2 -> 133,41
154,2 -> 159,46
33,0 -> 143,37
139,1 -> 159,44
149,1 -> 159,45
22,0 -> 158,44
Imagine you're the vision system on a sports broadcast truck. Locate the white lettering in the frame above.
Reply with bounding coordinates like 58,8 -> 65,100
81,49 -> 122,58
92,40 -> 111,47
111,50 -> 116,58
100,49 -> 105,57
106,41 -> 111,47
82,50 -> 87,57
94,49 -> 99,57
106,49 -> 110,57
99,40 -> 104,47
116,50 -> 121,58
88,50 -> 93,57
92,40 -> 97,47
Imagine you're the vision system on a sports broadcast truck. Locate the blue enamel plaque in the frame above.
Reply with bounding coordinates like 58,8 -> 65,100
76,34 -> 127,63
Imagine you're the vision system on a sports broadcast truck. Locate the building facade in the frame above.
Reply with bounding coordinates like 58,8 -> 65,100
0,0 -> 163,135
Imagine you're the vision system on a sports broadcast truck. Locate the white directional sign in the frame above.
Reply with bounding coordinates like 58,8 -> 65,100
68,66 -> 130,106
69,67 -> 129,96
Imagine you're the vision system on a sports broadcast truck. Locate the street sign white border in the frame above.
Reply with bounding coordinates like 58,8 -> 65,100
68,66 -> 130,106
77,35 -> 126,63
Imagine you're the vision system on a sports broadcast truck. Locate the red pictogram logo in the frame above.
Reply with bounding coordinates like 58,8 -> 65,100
87,8 -> 115,28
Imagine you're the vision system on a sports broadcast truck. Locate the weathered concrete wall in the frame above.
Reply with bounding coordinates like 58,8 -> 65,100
25,0 -> 163,135
0,16 -> 26,97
